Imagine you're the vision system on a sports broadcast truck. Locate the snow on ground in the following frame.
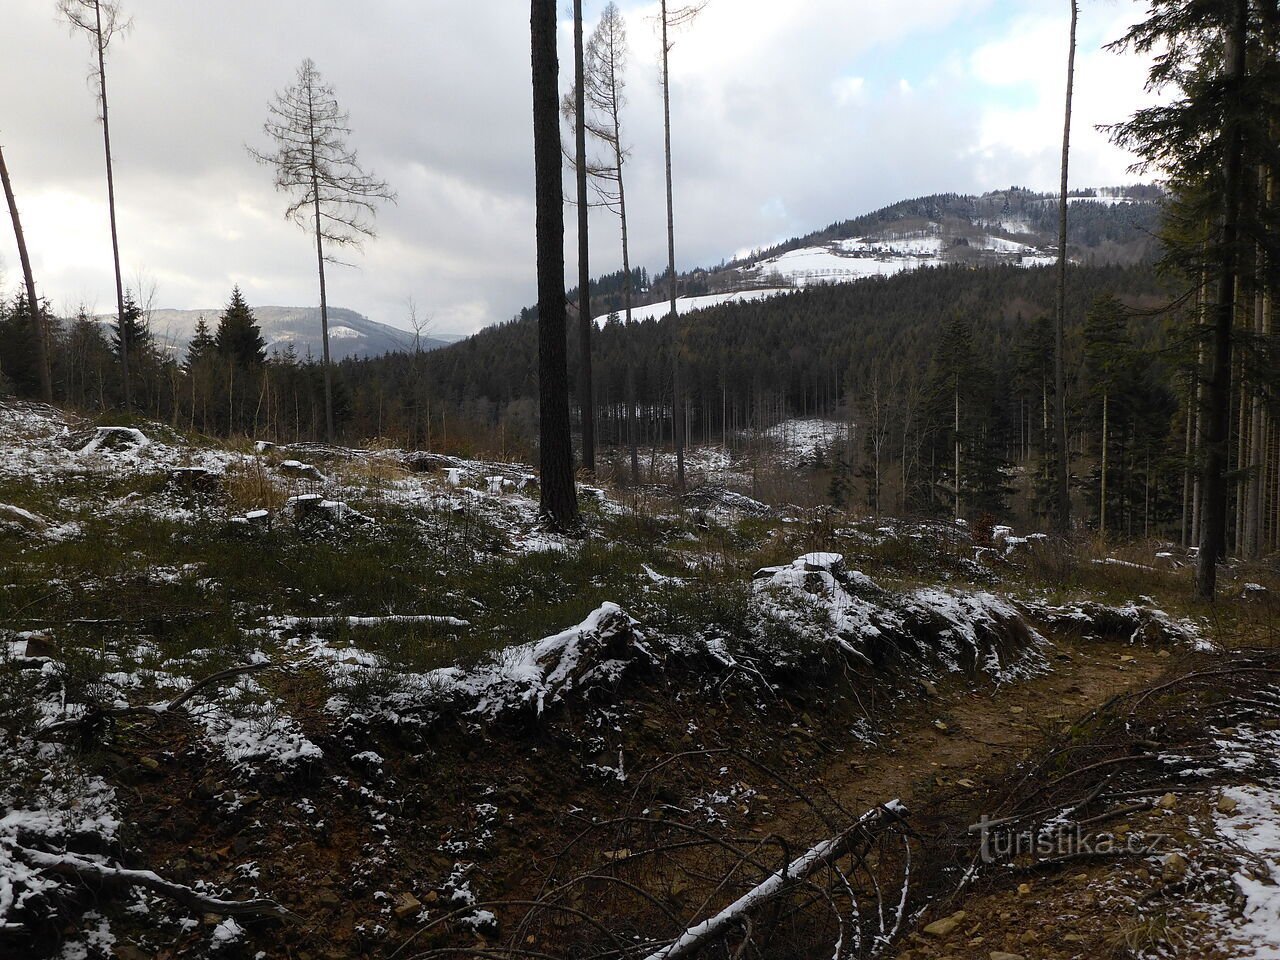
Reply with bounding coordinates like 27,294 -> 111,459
765,418 -> 848,467
594,288 -> 793,325
1214,781 -> 1280,957
749,245 -> 930,287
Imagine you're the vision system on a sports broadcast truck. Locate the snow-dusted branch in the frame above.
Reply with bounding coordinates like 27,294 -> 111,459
640,801 -> 907,960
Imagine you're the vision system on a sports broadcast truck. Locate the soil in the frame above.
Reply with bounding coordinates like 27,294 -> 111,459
93,618 -> 1192,959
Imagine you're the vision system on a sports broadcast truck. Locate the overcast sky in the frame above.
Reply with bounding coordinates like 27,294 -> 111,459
0,0 -> 1158,337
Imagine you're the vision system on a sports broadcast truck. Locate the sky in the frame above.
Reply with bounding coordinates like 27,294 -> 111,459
0,0 -> 1159,337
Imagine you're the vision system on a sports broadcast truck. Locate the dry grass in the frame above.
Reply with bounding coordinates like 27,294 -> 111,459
224,457 -> 288,513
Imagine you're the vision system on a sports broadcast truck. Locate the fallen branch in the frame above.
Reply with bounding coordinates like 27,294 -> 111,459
639,801 -> 907,960
36,660 -> 273,739
12,845 -> 288,918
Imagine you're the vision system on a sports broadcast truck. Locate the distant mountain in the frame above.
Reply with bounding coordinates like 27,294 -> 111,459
134,306 -> 451,360
591,185 -> 1164,323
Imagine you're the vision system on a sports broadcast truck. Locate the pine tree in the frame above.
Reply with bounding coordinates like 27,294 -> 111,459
214,287 -> 266,367
185,317 -> 215,371
113,291 -> 151,362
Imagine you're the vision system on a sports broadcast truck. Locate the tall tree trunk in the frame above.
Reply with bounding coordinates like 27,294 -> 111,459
1100,389 -> 1109,536
531,0 -> 579,530
0,145 -> 52,403
1196,0 -> 1249,601
1052,0 -> 1078,536
1245,166 -> 1271,558
94,0 -> 130,410
954,383 -> 961,520
660,0 -> 686,492
312,188 -> 335,443
573,0 -> 595,472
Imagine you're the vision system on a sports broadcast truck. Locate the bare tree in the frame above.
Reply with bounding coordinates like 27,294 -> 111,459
572,0 -> 596,473
1052,0 -> 1078,537
658,0 -> 706,492
583,4 -> 637,480
531,0 -> 579,529
249,59 -> 396,443
0,144 -> 52,403
59,0 -> 131,409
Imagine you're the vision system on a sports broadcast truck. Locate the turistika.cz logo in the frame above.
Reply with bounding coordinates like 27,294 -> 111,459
969,815 -> 1165,864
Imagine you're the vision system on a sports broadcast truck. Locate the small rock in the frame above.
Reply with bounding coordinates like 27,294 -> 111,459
393,892 -> 422,919
318,889 -> 341,908
1064,934 -> 1085,942
1156,793 -> 1178,810
934,720 -> 949,733
1162,852 -> 1189,881
956,778 -> 977,789
1009,706 -> 1024,714
1217,794 -> 1239,815
1158,650 -> 1171,658
923,911 -> 966,938
918,679 -> 940,698
1016,883 -> 1032,896
139,756 -> 160,772
22,633 -> 57,659
989,953 -> 1025,960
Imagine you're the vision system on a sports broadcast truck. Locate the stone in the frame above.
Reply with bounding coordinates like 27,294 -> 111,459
21,633 -> 57,659
1016,883 -> 1032,896
989,953 -> 1025,960
1162,852 -> 1189,881
1217,794 -> 1239,815
393,892 -> 422,919
139,756 -> 160,771
1156,793 -> 1178,810
318,889 -> 341,908
918,679 -> 940,698
923,911 -> 966,938
934,720 -> 950,733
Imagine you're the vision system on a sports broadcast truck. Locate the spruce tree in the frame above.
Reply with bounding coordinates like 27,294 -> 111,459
185,317 -> 216,371
214,287 -> 266,367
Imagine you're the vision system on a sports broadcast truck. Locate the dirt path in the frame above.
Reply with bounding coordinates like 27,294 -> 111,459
761,632 -> 1170,828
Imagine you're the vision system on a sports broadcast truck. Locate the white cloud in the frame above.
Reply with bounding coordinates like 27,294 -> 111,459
0,0 -> 1160,336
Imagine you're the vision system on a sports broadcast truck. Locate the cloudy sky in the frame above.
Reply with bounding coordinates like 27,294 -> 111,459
0,0 -> 1158,337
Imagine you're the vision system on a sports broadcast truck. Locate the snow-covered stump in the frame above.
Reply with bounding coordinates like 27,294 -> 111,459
0,503 -> 49,536
166,466 -> 222,494
74,426 -> 151,457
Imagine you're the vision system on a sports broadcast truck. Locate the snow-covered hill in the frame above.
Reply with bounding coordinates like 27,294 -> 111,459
594,186 -> 1160,325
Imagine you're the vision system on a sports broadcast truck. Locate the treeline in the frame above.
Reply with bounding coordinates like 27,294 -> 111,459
0,288 -> 337,441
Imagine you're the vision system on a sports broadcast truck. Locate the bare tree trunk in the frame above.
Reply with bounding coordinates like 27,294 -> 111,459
1100,389 -> 1108,536
1052,0 -> 1078,536
1196,0 -> 1249,601
531,0 -> 578,530
89,0 -> 131,411
954,383 -> 961,519
661,0 -> 685,492
1245,166 -> 1270,558
573,0 -> 595,473
0,145 -> 52,403
311,190 -> 335,443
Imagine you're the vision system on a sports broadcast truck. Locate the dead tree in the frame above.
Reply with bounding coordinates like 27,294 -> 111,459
1052,0 -> 1078,537
584,3 -> 638,480
0,144 -> 52,402
59,0 -> 131,409
249,59 -> 396,443
658,0 -> 706,493
573,0 -> 596,473
531,0 -> 580,530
